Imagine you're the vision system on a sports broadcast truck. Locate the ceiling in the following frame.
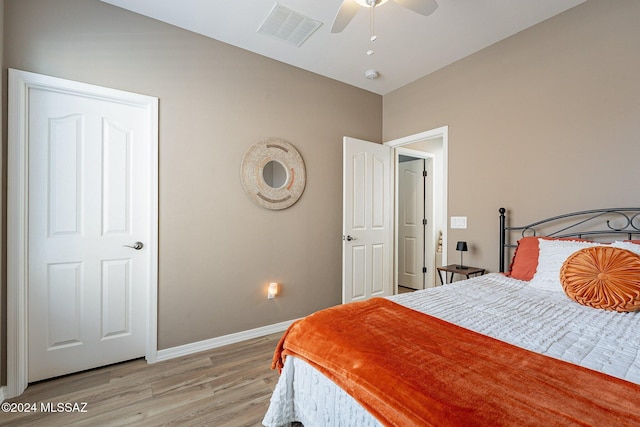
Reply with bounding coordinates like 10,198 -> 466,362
100,0 -> 587,95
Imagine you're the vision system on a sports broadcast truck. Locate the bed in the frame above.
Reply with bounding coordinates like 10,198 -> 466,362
263,208 -> 640,426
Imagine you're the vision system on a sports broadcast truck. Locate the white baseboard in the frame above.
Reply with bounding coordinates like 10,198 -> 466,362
154,318 -> 297,363
0,320 -> 295,400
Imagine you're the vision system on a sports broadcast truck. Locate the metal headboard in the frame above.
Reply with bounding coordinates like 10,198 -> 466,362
499,207 -> 640,272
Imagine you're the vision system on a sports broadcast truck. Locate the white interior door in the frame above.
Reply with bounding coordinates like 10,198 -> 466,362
342,137 -> 392,303
398,158 -> 425,290
20,72 -> 156,382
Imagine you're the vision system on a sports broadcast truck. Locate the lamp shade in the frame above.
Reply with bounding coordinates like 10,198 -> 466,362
456,241 -> 468,252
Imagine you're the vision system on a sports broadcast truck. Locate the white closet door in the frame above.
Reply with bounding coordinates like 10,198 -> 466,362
398,159 -> 425,290
26,75 -> 153,382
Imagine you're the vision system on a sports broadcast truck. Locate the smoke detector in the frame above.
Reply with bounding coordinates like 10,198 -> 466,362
364,69 -> 379,80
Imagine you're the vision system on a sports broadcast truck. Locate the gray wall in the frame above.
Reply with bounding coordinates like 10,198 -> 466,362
1,0 -> 382,384
384,0 -> 640,272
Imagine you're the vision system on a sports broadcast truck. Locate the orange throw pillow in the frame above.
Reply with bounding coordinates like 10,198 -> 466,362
560,246 -> 640,312
508,236 -> 592,281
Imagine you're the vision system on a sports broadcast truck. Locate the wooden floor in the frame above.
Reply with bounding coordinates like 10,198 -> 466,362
3,333 -> 282,426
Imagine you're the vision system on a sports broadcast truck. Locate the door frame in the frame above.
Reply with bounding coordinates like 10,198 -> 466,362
385,126 -> 449,293
6,69 -> 159,398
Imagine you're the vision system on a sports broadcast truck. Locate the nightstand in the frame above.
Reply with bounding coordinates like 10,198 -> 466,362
437,265 -> 486,285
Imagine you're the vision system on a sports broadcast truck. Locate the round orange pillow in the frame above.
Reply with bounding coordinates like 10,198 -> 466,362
560,246 -> 640,312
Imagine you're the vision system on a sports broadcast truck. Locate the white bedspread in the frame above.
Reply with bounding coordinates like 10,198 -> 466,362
263,273 -> 640,426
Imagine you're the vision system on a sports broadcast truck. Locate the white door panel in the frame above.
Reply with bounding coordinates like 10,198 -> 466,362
371,244 -> 385,294
350,245 -> 367,300
26,80 -> 150,382
398,159 -> 425,290
342,137 -> 392,304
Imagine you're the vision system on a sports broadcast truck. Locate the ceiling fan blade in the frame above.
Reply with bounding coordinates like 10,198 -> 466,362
331,0 -> 361,33
394,0 -> 438,16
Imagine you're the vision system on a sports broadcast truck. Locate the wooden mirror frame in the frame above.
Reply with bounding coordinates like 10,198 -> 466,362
241,138 -> 306,210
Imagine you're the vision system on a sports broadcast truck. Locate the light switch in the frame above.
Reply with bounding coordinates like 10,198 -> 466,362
451,216 -> 467,229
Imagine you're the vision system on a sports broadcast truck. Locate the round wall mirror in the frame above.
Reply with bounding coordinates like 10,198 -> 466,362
263,160 -> 287,189
241,138 -> 306,210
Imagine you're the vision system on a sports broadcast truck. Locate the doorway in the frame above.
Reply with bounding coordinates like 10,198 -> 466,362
386,127 -> 448,293
341,127 -> 448,302
7,69 -> 159,398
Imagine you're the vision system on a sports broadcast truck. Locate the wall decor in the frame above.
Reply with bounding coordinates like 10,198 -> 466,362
241,138 -> 306,210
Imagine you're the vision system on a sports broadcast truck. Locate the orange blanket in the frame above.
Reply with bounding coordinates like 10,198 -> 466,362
273,298 -> 640,427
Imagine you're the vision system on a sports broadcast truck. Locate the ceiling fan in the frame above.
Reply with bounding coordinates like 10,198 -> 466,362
331,0 -> 438,33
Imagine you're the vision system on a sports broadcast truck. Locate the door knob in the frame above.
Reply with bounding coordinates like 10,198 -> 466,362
123,241 -> 144,250
344,235 -> 357,241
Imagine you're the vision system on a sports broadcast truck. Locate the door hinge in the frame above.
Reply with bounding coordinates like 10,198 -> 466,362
423,170 -> 428,177
422,267 -> 427,274
423,218 -> 428,225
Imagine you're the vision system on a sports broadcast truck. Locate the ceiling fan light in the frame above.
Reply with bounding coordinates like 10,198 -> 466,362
354,0 -> 389,8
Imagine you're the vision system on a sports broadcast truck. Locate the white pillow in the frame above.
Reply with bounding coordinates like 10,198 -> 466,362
529,238 -> 604,292
612,240 -> 640,255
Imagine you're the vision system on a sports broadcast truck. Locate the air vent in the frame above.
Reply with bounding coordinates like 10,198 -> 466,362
257,4 -> 322,47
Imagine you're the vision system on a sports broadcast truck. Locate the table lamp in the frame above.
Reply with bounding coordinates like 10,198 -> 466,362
456,241 -> 468,269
